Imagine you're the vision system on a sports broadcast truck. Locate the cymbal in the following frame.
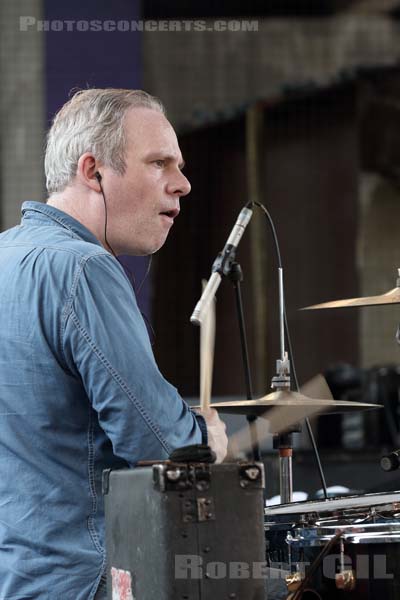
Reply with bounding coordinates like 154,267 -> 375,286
303,286 -> 400,310
194,390 -> 381,417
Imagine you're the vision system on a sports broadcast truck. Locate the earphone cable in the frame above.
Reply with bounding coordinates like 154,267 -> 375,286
97,175 -> 156,343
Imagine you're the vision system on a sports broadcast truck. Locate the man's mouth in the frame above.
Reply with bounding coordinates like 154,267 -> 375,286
159,208 -> 180,219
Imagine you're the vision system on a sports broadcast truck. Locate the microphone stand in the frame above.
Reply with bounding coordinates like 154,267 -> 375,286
271,267 -> 300,505
228,262 -> 261,462
190,204 -> 260,460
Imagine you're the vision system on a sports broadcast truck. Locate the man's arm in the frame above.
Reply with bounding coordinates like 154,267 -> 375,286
61,253 -> 227,464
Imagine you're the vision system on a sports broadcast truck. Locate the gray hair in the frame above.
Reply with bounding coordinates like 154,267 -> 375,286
44,88 -> 165,194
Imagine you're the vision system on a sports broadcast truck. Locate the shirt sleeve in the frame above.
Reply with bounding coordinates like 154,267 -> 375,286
61,253 -> 203,464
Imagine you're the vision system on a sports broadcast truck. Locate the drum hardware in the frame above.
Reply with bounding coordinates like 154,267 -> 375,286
226,261 -> 261,460
202,393 -> 381,416
286,533 -> 357,596
198,266 -> 381,502
288,531 -> 344,600
335,567 -> 356,591
265,492 -> 400,599
286,570 -> 303,595
192,203 -> 383,508
271,266 -> 296,504
193,204 -> 383,518
264,491 -> 400,518
191,205 -> 400,595
335,538 -> 356,591
380,448 -> 400,472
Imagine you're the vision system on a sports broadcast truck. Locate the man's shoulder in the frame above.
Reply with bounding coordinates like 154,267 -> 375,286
0,223 -> 125,289
46,233 -> 109,262
0,222 -> 107,260
36,233 -> 129,291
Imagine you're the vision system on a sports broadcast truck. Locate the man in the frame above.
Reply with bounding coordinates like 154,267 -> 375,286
0,89 -> 228,600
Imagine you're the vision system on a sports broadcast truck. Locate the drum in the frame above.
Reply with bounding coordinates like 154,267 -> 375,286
264,491 -> 400,599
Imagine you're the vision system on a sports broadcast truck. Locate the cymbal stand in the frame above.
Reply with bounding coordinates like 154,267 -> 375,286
271,267 -> 299,504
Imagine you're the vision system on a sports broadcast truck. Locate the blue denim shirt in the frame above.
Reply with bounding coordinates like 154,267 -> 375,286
0,201 -> 204,600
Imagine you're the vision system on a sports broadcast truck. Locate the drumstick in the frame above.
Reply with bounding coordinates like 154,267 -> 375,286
200,280 -> 216,412
301,373 -> 332,401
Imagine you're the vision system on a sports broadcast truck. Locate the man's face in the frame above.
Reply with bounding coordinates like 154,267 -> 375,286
101,107 -> 191,255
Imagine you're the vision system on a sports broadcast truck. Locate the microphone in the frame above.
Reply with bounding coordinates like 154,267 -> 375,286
190,203 -> 253,325
380,449 -> 400,472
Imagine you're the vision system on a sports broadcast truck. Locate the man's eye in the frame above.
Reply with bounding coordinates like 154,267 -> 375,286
154,160 -> 165,168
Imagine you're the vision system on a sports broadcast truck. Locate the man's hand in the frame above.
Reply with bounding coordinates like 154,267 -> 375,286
196,408 -> 228,463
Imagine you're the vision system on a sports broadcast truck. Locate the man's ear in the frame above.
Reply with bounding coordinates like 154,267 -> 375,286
76,153 -> 101,192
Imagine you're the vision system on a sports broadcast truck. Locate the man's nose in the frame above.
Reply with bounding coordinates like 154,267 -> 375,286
168,170 -> 191,197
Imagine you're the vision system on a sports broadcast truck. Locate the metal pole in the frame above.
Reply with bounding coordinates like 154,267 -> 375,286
279,449 -> 293,504
278,267 -> 285,361
229,262 -> 261,462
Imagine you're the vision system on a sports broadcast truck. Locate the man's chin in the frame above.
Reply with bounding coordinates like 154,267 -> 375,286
117,240 -> 167,257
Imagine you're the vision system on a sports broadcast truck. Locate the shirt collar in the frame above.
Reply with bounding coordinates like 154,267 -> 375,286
21,201 -> 102,248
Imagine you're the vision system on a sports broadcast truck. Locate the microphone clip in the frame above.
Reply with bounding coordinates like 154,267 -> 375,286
211,244 -> 237,278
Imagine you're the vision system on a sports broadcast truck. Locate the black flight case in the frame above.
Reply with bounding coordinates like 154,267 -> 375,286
103,460 -> 266,600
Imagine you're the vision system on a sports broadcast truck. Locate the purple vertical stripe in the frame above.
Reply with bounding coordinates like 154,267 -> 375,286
44,0 -> 152,320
